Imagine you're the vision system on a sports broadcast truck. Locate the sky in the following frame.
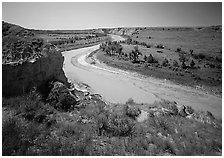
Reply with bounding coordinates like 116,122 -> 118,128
2,2 -> 222,30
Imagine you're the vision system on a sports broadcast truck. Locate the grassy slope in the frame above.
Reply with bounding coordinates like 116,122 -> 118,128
2,90 -> 222,156
133,28 -> 221,57
96,28 -> 222,95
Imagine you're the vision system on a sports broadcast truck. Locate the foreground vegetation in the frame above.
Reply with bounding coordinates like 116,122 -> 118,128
2,81 -> 222,156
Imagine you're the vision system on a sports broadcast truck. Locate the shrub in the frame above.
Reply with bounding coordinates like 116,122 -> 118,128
147,54 -> 154,63
162,58 -> 169,67
104,113 -> 135,137
190,60 -> 196,68
181,61 -> 187,69
124,104 -> 141,119
140,42 -> 147,46
198,53 -> 205,59
185,106 -> 194,115
2,118 -> 22,156
166,103 -> 179,115
173,60 -> 179,67
190,49 -> 194,55
47,82 -> 78,111
126,38 -> 132,44
126,98 -> 135,105
215,56 -> 222,62
126,136 -> 149,155
147,54 -> 158,64
176,48 -> 181,52
156,44 -> 164,49
144,55 -> 147,62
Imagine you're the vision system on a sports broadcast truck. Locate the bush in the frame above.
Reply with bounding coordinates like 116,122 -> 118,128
173,60 -> 179,67
124,104 -> 141,119
156,44 -> 164,49
126,98 -> 135,105
198,53 -> 205,59
162,58 -> 169,67
176,48 -> 181,52
181,61 -> 187,69
193,53 -> 206,60
2,118 -> 22,156
190,60 -> 196,68
147,54 -> 158,64
104,113 -> 135,137
185,106 -> 194,115
47,82 -> 78,111
215,56 -> 222,62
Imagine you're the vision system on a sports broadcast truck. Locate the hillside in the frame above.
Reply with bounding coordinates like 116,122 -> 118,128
2,21 -> 45,64
96,25 -> 222,96
2,22 -> 222,156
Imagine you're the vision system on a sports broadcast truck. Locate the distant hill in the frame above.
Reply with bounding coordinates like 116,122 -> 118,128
2,21 -> 35,37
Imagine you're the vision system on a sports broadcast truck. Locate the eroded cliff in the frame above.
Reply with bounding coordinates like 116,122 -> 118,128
108,27 -> 143,36
2,46 -> 68,96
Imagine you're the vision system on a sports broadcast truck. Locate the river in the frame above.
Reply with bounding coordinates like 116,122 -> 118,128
62,35 -> 222,119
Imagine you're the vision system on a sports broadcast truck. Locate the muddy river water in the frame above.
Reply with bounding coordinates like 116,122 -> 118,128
62,35 -> 222,119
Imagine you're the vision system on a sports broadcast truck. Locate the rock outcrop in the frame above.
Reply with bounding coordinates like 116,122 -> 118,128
47,82 -> 79,111
2,47 -> 68,96
108,27 -> 143,36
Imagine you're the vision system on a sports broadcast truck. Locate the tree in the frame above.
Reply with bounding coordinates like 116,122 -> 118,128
129,46 -> 142,63
190,49 -> 194,55
176,47 -> 182,52
126,38 -> 132,45
181,61 -> 187,69
162,58 -> 169,67
190,59 -> 196,68
115,43 -> 123,56
147,54 -> 154,63
144,55 -> 147,62
100,43 -> 106,51
104,46 -> 110,55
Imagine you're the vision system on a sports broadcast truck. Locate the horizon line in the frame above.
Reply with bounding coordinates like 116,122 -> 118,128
3,20 -> 222,31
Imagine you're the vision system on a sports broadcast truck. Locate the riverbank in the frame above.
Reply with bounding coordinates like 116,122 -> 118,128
95,49 -> 221,98
71,44 -> 221,118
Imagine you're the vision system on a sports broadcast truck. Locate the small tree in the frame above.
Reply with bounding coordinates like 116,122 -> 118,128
126,38 -> 132,45
147,54 -> 154,63
181,61 -> 187,69
190,49 -> 194,55
162,58 -> 169,67
144,55 -> 147,62
105,46 -> 110,55
176,47 -> 182,52
130,46 -> 142,63
190,59 -> 196,68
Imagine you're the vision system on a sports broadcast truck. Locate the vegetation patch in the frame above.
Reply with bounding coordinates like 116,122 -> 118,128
2,85 -> 221,156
